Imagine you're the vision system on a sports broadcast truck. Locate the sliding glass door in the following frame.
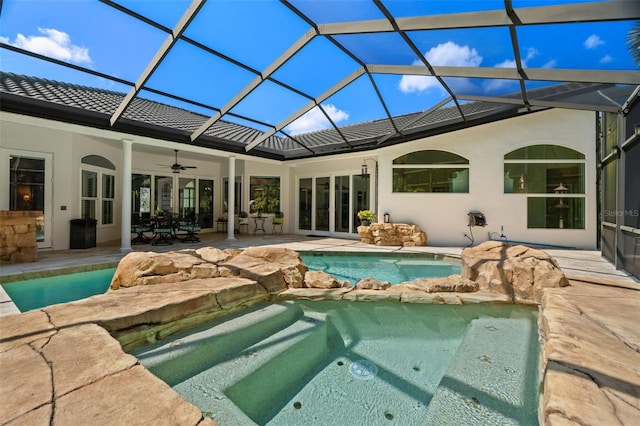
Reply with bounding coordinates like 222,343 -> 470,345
315,177 -> 330,232
299,178 -> 312,230
335,175 -> 350,233
132,174 -> 213,228
298,174 -> 370,235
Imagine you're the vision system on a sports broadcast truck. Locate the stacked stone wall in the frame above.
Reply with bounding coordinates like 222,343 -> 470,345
357,222 -> 427,246
0,211 -> 41,264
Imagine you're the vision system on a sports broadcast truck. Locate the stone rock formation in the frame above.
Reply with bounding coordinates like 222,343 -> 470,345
110,246 -> 306,293
109,251 -> 221,290
304,270 -> 349,289
109,242 -> 568,308
355,277 -> 391,290
460,241 -> 569,303
395,274 -> 478,293
358,223 -> 427,246
221,246 -> 307,292
0,210 -> 41,264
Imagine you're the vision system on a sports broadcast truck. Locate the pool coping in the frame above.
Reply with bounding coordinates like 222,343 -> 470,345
1,272 -> 638,425
0,261 -> 119,284
0,240 -> 638,425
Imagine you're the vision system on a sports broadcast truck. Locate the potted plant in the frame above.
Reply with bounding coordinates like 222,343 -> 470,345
357,210 -> 376,226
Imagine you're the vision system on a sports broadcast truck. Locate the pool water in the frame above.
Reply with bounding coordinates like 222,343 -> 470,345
1,268 -> 115,312
133,301 -> 540,425
300,252 -> 461,284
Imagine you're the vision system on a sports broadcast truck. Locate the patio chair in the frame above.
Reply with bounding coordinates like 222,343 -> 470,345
238,211 -> 249,234
178,212 -> 201,243
131,213 -> 152,244
272,211 -> 284,234
151,213 -> 174,246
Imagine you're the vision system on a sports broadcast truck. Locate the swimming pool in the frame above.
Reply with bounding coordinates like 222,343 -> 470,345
300,252 -> 461,284
1,267 -> 115,312
133,300 -> 540,425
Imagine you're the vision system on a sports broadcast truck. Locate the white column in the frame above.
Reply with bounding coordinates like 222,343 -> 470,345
120,139 -> 133,252
227,155 -> 236,240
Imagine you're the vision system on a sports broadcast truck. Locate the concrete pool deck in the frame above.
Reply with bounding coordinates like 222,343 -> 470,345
1,233 -> 639,424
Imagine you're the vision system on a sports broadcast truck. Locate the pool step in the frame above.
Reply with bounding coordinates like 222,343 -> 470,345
132,301 -> 306,386
223,313 -> 340,424
135,301 -> 340,425
174,308 -> 338,425
423,316 -> 540,425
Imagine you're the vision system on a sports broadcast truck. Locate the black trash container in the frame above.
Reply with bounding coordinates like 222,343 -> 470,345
70,218 -> 97,249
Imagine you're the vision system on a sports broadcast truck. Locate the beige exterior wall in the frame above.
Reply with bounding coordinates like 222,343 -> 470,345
293,109 -> 597,249
379,109 -> 597,248
0,112 -> 291,250
1,108 -> 597,250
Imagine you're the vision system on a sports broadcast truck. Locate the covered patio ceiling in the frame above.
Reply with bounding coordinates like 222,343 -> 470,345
1,0 -> 639,160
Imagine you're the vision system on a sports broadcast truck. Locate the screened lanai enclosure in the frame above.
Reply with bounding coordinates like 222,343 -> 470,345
0,1 -> 639,276
2,0 -> 638,155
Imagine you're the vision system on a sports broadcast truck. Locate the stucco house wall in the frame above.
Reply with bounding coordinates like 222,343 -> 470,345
1,108 -> 597,250
376,108 -> 597,249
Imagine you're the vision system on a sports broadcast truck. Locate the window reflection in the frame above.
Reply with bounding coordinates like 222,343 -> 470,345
392,150 -> 469,193
155,176 -> 173,213
249,176 -> 280,214
299,178 -> 312,230
199,179 -> 214,228
504,144 -> 586,230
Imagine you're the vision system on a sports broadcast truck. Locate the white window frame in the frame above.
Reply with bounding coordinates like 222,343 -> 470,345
81,165 -> 116,228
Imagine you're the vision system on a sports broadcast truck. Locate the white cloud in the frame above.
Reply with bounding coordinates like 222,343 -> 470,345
494,58 -> 516,68
483,47 -> 544,92
5,28 -> 91,64
399,41 -> 482,94
398,74 -> 439,94
482,78 -> 517,93
584,34 -> 604,49
398,74 -> 439,93
522,47 -> 538,64
493,47 -> 538,69
426,41 -> 483,67
541,59 -> 557,69
286,104 -> 349,135
599,54 -> 614,64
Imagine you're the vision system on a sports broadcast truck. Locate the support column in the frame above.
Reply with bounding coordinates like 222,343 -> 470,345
227,155 -> 236,240
120,139 -> 133,252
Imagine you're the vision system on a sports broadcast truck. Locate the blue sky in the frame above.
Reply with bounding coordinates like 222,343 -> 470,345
0,0 -> 637,136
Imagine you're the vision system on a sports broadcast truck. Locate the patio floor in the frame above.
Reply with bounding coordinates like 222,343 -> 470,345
0,232 -> 638,424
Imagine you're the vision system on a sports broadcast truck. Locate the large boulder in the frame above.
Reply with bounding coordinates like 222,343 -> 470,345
109,251 -> 220,290
461,241 -> 569,303
220,246 -> 308,292
110,247 -> 307,294
355,277 -> 391,290
304,270 -> 348,289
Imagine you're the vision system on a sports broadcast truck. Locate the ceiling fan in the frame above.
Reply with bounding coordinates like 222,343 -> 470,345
160,150 -> 197,174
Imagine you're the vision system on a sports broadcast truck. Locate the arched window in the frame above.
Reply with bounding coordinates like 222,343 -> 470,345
504,144 -> 586,229
80,155 -> 116,226
392,150 -> 469,193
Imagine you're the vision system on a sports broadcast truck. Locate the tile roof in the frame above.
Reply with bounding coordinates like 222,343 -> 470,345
0,71 -> 624,160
